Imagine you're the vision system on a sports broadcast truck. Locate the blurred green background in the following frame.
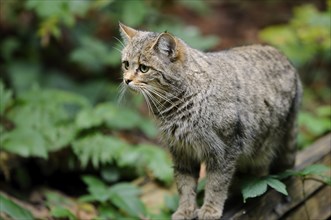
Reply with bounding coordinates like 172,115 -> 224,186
0,0 -> 330,219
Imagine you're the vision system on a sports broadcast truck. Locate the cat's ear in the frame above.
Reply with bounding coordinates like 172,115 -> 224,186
153,33 -> 178,61
119,22 -> 138,43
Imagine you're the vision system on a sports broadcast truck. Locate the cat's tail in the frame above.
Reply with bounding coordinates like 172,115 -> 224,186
271,73 -> 302,173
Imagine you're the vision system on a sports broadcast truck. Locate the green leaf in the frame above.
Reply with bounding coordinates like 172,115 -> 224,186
197,178 -> 206,193
0,194 -> 34,220
164,195 -> 179,212
320,175 -> 331,185
0,80 -> 13,114
45,190 -> 75,207
6,61 -> 41,94
297,164 -> 331,176
241,177 -> 268,203
121,0 -> 147,27
178,0 -> 210,15
70,37 -> 119,71
75,102 -> 147,132
81,175 -> 111,202
117,144 -> 173,184
266,178 -> 288,196
316,105 -> 331,117
72,134 -> 128,168
1,128 -> 48,158
100,167 -> 120,183
50,207 -> 77,220
138,119 -> 158,138
98,204 -> 121,219
109,183 -> 146,217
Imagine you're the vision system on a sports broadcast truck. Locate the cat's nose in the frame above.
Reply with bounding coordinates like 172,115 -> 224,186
124,79 -> 132,85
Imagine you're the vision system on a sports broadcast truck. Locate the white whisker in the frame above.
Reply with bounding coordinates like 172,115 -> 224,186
114,36 -> 125,48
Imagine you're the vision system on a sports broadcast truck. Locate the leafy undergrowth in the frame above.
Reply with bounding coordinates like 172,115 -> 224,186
241,164 -> 331,203
1,0 -> 331,219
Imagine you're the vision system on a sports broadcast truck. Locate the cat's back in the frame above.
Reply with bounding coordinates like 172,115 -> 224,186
206,44 -> 298,102
211,44 -> 296,77
200,45 -> 301,140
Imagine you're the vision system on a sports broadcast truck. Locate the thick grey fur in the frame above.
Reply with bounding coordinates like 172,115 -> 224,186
119,23 -> 302,220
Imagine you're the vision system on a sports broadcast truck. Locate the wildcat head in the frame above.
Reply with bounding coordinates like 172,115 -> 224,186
119,23 -> 187,94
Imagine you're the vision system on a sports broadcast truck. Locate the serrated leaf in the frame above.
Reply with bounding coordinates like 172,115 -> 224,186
241,177 -> 268,203
266,178 -> 288,196
0,194 -> 34,220
72,134 -> 128,168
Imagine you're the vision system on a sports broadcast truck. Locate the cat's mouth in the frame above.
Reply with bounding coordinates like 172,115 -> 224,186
126,81 -> 145,92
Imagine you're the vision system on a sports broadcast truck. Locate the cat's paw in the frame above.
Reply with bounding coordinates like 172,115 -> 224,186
172,208 -> 198,220
198,206 -> 222,220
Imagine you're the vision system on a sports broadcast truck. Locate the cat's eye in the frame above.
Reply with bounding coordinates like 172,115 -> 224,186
139,64 -> 150,73
122,61 -> 129,70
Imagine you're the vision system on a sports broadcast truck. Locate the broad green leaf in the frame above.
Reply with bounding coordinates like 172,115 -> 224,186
81,175 -> 111,202
98,204 -> 121,219
82,176 -> 108,191
241,177 -> 268,203
110,194 -> 146,218
109,183 -> 141,197
298,164 -> 331,176
0,194 -> 34,220
50,207 -> 77,220
266,178 -> 288,196
109,183 -> 146,217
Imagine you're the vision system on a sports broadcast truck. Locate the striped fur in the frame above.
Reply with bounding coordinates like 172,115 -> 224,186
119,23 -> 302,220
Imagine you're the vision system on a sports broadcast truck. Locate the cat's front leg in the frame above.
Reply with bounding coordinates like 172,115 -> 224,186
198,157 -> 237,220
172,158 -> 200,220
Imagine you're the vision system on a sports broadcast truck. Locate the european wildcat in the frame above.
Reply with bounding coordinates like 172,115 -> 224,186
119,23 -> 302,220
